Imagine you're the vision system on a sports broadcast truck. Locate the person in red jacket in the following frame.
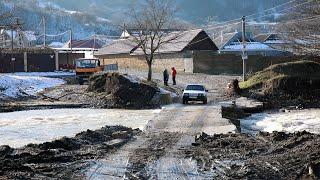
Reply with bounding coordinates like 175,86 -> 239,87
171,67 -> 177,85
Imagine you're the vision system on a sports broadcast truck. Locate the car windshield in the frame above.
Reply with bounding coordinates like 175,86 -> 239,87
185,85 -> 205,91
76,59 -> 99,68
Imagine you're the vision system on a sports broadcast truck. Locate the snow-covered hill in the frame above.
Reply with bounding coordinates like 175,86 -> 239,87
0,0 -> 119,40
0,0 -> 290,40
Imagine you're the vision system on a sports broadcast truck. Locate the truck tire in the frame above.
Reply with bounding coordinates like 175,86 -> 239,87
203,99 -> 207,104
183,98 -> 188,105
78,77 -> 84,85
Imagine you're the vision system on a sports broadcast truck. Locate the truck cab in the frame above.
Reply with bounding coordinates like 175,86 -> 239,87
75,58 -> 103,85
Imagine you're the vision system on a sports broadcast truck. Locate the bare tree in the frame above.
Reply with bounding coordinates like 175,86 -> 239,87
125,0 -> 183,81
277,0 -> 320,55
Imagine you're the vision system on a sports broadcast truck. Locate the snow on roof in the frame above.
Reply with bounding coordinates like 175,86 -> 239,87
49,42 -> 65,48
95,38 -> 137,55
96,29 -> 218,56
223,42 -> 274,51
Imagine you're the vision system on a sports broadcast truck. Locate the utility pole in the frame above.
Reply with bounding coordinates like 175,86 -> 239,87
92,34 -> 96,56
69,29 -> 73,66
241,16 -> 248,81
43,16 -> 46,47
11,27 -> 14,73
69,29 -> 73,52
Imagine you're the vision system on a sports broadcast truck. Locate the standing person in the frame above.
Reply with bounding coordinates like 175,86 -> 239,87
171,67 -> 177,85
163,69 -> 169,86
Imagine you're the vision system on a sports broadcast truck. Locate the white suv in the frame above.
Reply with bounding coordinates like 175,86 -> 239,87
183,85 -> 208,104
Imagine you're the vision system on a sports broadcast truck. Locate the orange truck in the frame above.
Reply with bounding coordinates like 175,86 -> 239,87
75,58 -> 104,85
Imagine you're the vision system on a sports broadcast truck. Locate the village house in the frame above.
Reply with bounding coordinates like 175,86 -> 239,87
52,38 -> 105,70
213,32 -> 291,57
94,29 -> 219,73
254,33 -> 294,53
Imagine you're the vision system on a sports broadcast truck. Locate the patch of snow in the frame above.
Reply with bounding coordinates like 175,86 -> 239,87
48,41 -> 65,48
265,40 -> 286,44
96,17 -> 111,23
241,109 -> 320,134
12,72 -> 75,77
0,74 -> 65,99
224,42 -> 273,50
0,108 -> 159,148
37,1 -> 61,9
124,74 -> 140,84
64,10 -> 79,15
159,87 -> 178,98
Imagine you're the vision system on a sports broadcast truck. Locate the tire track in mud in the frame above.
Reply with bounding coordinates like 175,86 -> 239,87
84,104 -> 232,179
145,105 -> 216,179
126,104 -> 216,179
83,105 -> 186,179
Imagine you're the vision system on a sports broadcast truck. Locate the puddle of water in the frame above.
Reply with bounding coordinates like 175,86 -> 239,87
0,108 -> 160,148
241,109 -> 320,134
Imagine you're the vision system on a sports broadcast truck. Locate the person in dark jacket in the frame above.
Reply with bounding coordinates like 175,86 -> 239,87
171,67 -> 177,85
163,69 -> 169,86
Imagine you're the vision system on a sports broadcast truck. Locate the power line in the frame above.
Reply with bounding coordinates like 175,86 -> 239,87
246,0 -> 300,19
248,0 -> 314,21
205,0 -> 300,27
205,21 -> 241,30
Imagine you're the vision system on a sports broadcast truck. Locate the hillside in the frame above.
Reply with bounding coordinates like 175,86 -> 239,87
0,0 -> 290,40
240,61 -> 320,108
0,0 -> 119,40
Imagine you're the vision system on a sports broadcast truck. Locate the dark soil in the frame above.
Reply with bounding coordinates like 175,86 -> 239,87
125,132 -> 182,179
0,126 -> 141,179
185,131 -> 320,180
87,72 -> 161,109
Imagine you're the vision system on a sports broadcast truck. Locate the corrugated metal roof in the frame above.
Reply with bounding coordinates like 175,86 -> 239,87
96,29 -> 217,56
254,34 -> 272,42
63,39 -> 104,49
213,32 -> 238,49
95,38 -> 137,55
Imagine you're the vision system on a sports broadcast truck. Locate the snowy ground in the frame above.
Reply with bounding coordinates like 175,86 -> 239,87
0,72 -> 69,100
0,108 -> 161,148
241,109 -> 320,134
12,71 -> 75,77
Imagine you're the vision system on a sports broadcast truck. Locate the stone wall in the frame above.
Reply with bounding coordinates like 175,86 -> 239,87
193,51 -> 319,75
97,51 -> 320,75
99,53 -> 187,72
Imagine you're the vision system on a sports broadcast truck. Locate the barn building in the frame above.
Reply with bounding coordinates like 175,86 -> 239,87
95,29 -> 219,73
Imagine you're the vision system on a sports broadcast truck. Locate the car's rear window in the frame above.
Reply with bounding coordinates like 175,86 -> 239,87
185,85 -> 205,91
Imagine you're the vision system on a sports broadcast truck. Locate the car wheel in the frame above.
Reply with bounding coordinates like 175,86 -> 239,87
203,99 -> 207,104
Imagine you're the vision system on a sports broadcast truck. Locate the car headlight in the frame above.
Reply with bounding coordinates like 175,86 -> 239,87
198,93 -> 204,96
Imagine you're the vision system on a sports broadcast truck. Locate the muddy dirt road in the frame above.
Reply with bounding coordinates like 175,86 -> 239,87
84,103 -> 236,179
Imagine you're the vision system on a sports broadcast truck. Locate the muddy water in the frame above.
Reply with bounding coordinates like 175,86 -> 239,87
0,108 -> 161,148
241,109 -> 320,134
